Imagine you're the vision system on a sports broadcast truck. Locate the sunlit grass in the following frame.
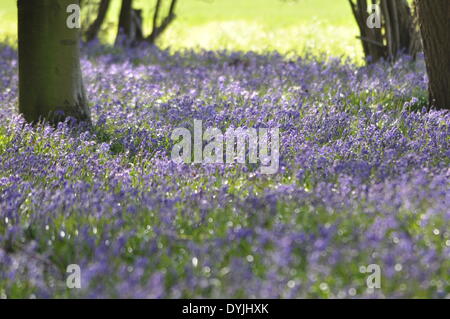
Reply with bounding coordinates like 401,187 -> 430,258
155,20 -> 362,61
0,0 -> 363,60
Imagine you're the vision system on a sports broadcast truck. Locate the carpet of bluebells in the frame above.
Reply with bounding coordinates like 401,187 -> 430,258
0,42 -> 449,298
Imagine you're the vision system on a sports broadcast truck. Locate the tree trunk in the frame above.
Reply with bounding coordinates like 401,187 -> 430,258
133,9 -> 145,42
85,0 -> 111,43
115,0 -> 134,45
18,0 -> 90,124
350,0 -> 386,62
147,0 -> 178,44
416,0 -> 450,110
115,0 -> 144,46
349,0 -> 421,63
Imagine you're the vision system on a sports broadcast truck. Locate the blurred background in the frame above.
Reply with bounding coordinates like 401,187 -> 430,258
0,0 -> 363,59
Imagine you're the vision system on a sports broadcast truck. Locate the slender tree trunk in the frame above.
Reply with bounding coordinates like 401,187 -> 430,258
349,0 -> 420,63
147,0 -> 178,44
349,0 -> 386,62
152,0 -> 163,37
115,0 -> 134,45
416,0 -> 450,110
85,0 -> 111,42
133,9 -> 145,42
147,0 -> 163,44
18,0 -> 90,124
115,0 -> 144,46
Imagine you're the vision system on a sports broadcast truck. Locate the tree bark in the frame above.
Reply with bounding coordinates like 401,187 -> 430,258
115,0 -> 133,45
350,0 -> 420,63
416,0 -> 450,110
349,0 -> 386,62
17,0 -> 90,124
152,0 -> 163,37
85,0 -> 111,43
115,0 -> 144,46
133,9 -> 145,42
147,0 -> 178,44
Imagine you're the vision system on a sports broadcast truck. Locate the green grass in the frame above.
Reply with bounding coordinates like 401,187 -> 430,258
0,1 -> 16,39
0,0 -> 363,59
